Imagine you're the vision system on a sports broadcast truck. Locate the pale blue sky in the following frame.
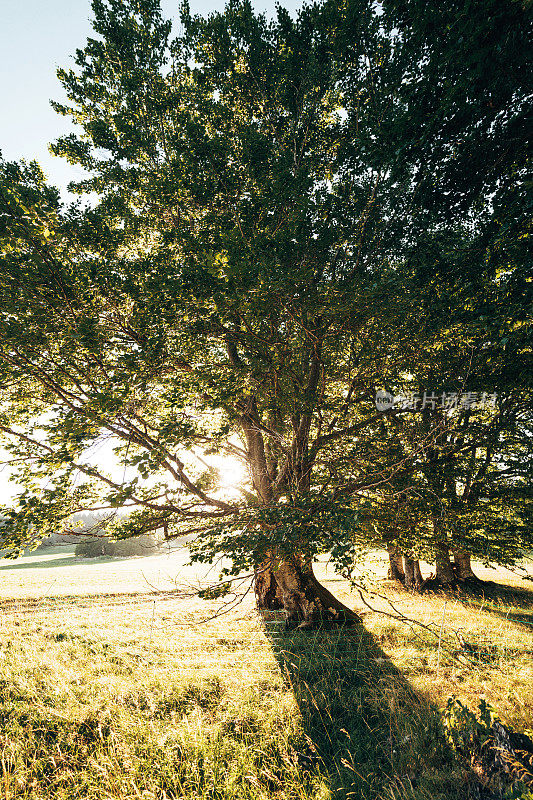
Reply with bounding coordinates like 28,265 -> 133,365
0,0 -> 302,193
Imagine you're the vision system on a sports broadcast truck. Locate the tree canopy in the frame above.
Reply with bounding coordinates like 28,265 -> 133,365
0,0 -> 531,622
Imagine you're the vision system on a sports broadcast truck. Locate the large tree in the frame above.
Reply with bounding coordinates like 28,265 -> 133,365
0,0 -> 420,626
0,0 -> 530,623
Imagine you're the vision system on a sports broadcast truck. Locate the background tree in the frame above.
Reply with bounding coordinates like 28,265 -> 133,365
340,0 -> 533,583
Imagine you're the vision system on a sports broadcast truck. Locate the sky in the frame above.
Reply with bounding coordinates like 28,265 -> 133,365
0,0 -> 302,194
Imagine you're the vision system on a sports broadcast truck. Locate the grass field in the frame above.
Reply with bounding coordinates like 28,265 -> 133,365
0,545 -> 532,799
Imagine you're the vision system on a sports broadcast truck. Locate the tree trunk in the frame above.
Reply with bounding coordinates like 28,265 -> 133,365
254,559 -> 284,610
435,541 -> 455,585
255,557 -> 361,628
453,550 -> 476,581
241,388 -> 360,628
403,556 -> 422,589
387,543 -> 405,582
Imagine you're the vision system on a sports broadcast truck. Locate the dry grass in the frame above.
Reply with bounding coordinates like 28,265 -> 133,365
0,546 -> 531,799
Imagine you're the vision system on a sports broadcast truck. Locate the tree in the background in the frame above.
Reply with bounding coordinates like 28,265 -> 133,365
353,0 -> 533,583
361,337 -> 533,588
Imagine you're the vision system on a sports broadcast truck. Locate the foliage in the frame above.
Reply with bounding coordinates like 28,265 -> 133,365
443,697 -> 533,798
0,0 -> 414,567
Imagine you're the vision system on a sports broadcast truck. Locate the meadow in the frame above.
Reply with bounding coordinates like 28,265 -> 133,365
0,545 -> 532,800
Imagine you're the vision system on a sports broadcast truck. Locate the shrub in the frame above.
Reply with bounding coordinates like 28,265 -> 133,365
108,535 -> 159,557
443,697 -> 533,795
74,539 -> 107,558
75,534 -> 159,558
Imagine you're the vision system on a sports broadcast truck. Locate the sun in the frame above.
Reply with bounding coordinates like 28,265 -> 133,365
216,455 -> 248,490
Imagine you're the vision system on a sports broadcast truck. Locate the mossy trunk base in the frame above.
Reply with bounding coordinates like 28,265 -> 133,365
255,559 -> 361,628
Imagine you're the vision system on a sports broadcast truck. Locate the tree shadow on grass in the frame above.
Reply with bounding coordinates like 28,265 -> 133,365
264,622 -> 466,800
0,552 -> 158,571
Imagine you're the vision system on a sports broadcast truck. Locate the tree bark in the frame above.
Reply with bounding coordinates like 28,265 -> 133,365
403,556 -> 422,589
413,559 -> 423,586
255,557 -> 361,628
453,550 -> 476,581
387,543 -> 405,582
254,559 -> 284,610
240,398 -> 273,504
240,364 -> 361,628
435,541 -> 455,585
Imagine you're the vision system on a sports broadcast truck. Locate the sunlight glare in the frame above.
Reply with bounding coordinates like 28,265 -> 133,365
216,455 -> 248,489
